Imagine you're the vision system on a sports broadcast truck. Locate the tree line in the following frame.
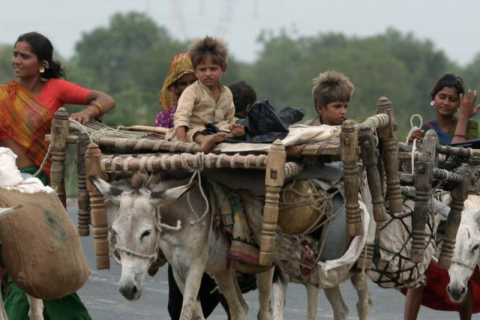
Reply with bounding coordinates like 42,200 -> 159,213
3,11 -> 480,141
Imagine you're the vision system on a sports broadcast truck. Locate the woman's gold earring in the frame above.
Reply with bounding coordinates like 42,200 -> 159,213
39,66 -> 45,73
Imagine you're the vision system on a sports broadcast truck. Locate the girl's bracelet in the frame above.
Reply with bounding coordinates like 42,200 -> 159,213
453,134 -> 467,139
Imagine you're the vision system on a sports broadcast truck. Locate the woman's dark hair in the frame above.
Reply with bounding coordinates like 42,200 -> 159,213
229,81 -> 257,117
16,32 -> 66,79
429,73 -> 465,99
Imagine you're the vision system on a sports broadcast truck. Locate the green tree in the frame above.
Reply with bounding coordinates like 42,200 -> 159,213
0,44 -> 15,84
72,12 -> 185,125
251,28 -> 455,138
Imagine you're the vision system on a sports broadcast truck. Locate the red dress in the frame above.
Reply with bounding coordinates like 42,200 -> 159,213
400,262 -> 480,312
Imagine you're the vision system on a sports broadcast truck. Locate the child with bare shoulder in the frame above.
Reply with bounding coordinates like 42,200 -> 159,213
166,36 -> 243,152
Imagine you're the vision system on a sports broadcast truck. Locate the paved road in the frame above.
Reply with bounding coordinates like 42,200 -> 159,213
68,199 -> 468,319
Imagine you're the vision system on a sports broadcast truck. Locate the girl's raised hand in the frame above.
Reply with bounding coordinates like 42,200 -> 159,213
459,89 -> 480,119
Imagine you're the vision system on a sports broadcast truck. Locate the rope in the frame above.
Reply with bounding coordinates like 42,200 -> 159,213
405,114 -> 423,144
451,258 -> 476,271
405,114 -> 424,174
33,142 -> 53,177
33,118 -> 90,177
111,201 -> 182,265
188,170 -> 210,226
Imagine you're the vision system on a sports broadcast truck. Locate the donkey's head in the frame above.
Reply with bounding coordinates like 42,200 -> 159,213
447,210 -> 480,303
90,172 -> 193,301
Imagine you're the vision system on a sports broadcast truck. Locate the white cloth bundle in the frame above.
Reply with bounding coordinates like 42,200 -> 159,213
214,124 -> 341,153
0,147 -> 53,193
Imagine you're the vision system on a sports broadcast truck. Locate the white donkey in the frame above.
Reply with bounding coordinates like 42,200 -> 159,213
0,206 -> 44,320
91,173 -> 271,320
447,195 -> 480,304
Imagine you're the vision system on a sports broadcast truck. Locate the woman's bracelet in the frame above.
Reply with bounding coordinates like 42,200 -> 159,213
90,101 -> 104,115
453,134 -> 467,139
86,106 -> 100,118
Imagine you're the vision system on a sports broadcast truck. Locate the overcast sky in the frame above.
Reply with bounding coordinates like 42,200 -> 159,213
1,0 -> 479,66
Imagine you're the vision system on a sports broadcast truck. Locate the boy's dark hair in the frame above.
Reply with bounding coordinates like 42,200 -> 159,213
229,81 -> 257,117
312,71 -> 354,107
188,36 -> 228,70
429,73 -> 465,99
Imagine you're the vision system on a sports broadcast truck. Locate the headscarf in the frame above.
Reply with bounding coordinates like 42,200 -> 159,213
159,53 -> 195,110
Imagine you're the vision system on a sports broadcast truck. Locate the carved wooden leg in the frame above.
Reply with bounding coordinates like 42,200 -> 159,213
85,143 -> 110,269
77,133 -> 90,236
259,140 -> 285,266
50,108 -> 69,207
359,129 -> 387,222
357,243 -> 374,269
438,165 -> 471,269
411,157 -> 433,263
341,120 -> 363,236
376,97 -> 403,213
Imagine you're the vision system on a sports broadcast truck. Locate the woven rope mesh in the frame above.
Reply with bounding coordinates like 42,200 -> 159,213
367,197 -> 435,288
70,120 -> 164,142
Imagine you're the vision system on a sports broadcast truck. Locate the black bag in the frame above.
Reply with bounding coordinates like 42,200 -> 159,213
278,106 -> 306,127
204,100 -> 305,144
243,99 -> 290,143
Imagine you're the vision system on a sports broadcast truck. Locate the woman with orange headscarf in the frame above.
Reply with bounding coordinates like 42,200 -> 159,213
154,53 -> 197,128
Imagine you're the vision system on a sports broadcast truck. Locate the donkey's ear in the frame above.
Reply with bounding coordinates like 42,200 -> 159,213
150,182 -> 196,206
89,175 -> 124,204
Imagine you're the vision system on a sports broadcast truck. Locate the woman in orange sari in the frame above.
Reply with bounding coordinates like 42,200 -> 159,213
0,32 -> 115,320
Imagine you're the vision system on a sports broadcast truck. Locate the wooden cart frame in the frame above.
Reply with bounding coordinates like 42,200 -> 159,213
47,97 -> 467,271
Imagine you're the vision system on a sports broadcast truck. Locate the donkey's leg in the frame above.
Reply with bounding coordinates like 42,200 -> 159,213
173,264 -> 207,320
257,268 -> 274,320
305,284 -> 319,320
324,285 -> 349,320
26,295 -> 44,320
272,270 -> 288,320
214,269 -> 248,320
351,272 -> 371,320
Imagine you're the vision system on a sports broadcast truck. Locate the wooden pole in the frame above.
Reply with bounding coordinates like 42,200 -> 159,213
357,244 -> 374,269
341,120 -> 363,236
376,97 -> 403,213
422,130 -> 439,168
85,143 -> 110,269
410,156 -> 433,263
359,129 -> 387,222
259,140 -> 286,266
101,153 -> 268,172
77,133 -> 90,236
49,108 -> 69,207
438,165 -> 470,269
